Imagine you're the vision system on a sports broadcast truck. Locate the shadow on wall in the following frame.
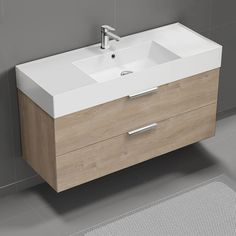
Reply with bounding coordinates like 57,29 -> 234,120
0,67 -> 37,189
26,143 -> 222,215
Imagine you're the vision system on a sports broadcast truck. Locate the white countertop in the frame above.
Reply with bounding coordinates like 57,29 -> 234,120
16,23 -> 222,118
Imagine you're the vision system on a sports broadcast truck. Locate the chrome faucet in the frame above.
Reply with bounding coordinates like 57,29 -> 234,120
101,25 -> 121,49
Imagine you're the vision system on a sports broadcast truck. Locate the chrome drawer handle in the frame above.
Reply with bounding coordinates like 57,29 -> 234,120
128,123 -> 157,136
128,87 -> 158,99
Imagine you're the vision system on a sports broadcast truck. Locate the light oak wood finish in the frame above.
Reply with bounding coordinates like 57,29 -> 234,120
18,91 -> 57,189
18,69 -> 220,192
56,103 -> 217,191
55,69 -> 220,156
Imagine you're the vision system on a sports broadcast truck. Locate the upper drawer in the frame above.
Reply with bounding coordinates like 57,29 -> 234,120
55,69 -> 219,156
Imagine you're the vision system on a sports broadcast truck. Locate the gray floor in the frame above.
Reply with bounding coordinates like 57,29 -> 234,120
0,114 -> 236,236
80,181 -> 236,236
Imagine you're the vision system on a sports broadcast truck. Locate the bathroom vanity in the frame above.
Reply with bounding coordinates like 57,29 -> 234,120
16,23 -> 222,192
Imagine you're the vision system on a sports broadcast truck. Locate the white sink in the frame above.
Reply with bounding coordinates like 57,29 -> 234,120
73,41 -> 179,83
16,23 -> 222,118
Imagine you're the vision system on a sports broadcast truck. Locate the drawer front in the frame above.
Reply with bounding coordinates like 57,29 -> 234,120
56,103 -> 217,192
55,69 -> 219,156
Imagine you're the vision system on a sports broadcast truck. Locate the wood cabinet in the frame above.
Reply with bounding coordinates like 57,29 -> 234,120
18,69 -> 220,192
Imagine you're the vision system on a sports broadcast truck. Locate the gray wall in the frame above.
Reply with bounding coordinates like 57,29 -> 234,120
0,0 -> 236,195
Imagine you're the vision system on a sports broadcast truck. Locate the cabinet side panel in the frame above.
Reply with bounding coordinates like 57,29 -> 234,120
18,90 -> 57,190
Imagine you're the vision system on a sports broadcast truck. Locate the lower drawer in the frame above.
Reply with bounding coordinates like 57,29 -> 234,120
56,103 -> 217,192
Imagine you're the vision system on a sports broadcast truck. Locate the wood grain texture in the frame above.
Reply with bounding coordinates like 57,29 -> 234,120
18,69 -> 220,192
56,103 -> 217,192
55,69 -> 220,156
18,91 -> 57,190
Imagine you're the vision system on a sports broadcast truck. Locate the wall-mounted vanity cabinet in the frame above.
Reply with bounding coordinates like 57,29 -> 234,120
16,23 -> 222,192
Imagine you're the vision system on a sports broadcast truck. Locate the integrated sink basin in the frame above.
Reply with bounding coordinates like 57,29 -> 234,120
16,23 -> 222,118
73,41 -> 180,83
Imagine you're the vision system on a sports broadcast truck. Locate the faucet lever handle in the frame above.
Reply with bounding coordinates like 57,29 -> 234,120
101,25 -> 115,31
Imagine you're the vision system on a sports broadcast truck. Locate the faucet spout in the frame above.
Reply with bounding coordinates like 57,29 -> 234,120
106,31 -> 121,42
